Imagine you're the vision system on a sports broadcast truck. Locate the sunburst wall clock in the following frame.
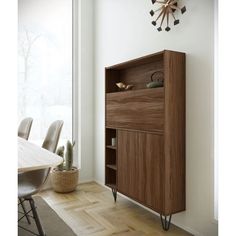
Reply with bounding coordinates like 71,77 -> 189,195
150,0 -> 186,32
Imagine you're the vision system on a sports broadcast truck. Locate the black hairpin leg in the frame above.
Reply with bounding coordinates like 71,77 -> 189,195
160,214 -> 172,231
112,188 -> 117,202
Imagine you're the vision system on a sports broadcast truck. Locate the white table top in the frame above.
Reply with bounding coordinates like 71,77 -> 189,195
18,137 -> 63,172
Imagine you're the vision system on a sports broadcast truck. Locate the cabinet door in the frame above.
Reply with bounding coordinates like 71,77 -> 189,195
117,130 -> 164,210
117,130 -> 144,201
106,89 -> 164,132
139,133 -> 164,212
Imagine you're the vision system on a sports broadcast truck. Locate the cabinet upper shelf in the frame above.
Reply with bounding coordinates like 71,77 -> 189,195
105,51 -> 167,93
105,50 -> 185,94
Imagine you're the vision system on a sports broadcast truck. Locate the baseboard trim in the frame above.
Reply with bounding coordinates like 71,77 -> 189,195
94,180 -> 203,236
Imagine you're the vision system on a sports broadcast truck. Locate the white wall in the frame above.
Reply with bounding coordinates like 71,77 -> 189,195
77,0 -> 94,182
93,0 -> 217,235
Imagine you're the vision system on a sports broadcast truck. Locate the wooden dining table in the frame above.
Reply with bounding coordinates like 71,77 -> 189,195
18,137 -> 63,172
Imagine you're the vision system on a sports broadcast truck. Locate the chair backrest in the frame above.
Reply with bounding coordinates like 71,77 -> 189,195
18,168 -> 51,197
42,120 -> 64,153
18,120 -> 63,198
18,117 -> 33,140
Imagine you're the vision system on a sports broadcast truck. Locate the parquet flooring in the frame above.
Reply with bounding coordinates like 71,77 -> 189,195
39,182 -> 192,236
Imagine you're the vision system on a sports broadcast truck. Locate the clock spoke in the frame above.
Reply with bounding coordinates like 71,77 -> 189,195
160,8 -> 167,27
156,7 -> 165,21
170,11 -> 180,25
170,10 -> 176,20
165,9 -> 171,31
171,4 -> 186,14
170,5 -> 180,11
150,6 -> 163,16
152,7 -> 165,26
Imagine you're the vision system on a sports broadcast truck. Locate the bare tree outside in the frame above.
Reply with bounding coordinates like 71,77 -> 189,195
18,29 -> 40,117
18,0 -> 72,145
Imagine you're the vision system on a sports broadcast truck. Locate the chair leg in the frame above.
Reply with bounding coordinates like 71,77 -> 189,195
19,198 -> 31,224
28,197 -> 45,236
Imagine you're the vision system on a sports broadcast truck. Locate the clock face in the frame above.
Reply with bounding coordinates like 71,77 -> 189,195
150,0 -> 186,32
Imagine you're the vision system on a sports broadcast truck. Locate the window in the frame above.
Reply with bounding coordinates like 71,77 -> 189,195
18,0 -> 73,147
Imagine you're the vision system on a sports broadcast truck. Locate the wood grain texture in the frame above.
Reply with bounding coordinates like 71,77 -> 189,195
118,61 -> 163,91
117,130 -> 139,200
139,132 -> 164,213
39,182 -> 192,236
106,88 -> 164,132
18,137 -> 63,172
106,51 -> 164,70
163,51 -> 186,215
118,130 -> 164,213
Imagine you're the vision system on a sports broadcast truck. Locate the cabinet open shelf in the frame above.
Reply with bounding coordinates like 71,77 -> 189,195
105,166 -> 117,188
106,145 -> 116,150
105,128 -> 117,189
106,164 -> 117,170
106,87 -> 164,95
105,51 -> 164,93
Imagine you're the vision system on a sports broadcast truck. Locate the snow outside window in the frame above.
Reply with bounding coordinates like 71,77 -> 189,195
18,0 -> 73,147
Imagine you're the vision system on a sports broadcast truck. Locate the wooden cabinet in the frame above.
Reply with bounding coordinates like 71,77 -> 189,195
105,50 -> 185,230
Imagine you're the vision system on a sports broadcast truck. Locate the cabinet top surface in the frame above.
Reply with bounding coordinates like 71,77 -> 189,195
105,50 -> 185,70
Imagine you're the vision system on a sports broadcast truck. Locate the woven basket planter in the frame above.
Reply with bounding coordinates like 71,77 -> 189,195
51,167 -> 79,193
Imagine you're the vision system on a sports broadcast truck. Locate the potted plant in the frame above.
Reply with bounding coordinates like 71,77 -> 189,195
51,140 -> 79,193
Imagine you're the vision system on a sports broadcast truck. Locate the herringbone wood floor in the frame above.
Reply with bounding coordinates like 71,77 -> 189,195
39,182 -> 192,236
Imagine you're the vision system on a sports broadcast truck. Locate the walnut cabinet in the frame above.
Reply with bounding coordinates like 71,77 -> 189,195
105,50 -> 186,230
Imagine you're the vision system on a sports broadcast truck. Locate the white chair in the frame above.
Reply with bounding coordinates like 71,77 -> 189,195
18,120 -> 63,236
18,117 -> 33,224
18,117 -> 33,140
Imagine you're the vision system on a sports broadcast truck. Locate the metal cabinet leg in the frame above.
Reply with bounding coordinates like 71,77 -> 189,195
112,188 -> 117,202
160,214 -> 172,231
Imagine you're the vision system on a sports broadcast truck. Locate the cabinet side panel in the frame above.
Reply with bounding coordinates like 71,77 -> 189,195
164,51 -> 186,214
